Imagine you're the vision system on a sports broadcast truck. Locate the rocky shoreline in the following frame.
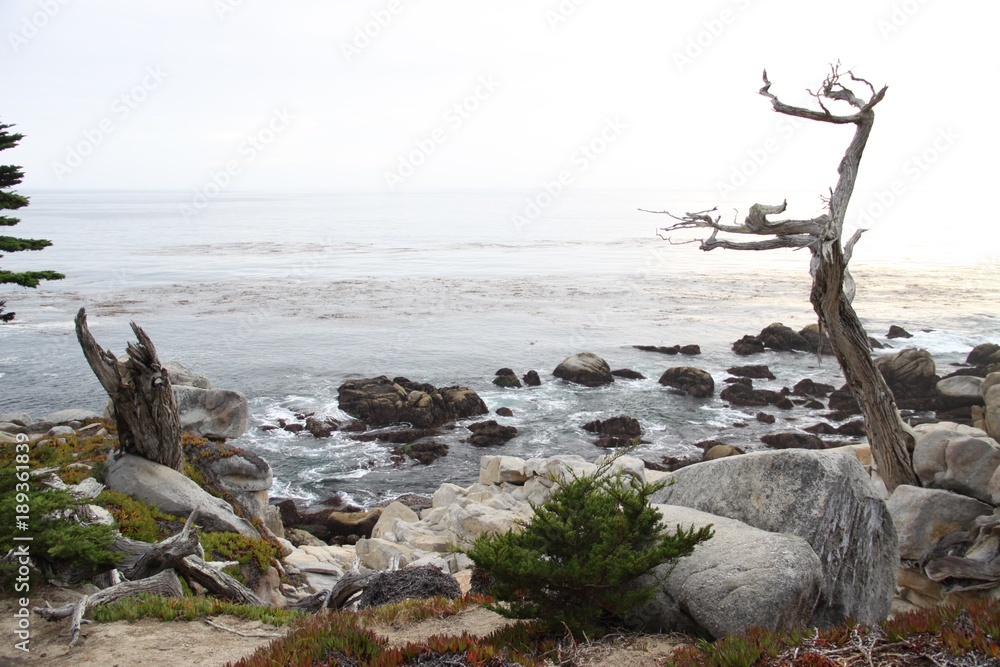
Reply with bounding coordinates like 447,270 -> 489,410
3,323 -> 1000,641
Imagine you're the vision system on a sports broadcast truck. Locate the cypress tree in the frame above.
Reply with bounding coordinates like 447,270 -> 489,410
0,120 -> 64,321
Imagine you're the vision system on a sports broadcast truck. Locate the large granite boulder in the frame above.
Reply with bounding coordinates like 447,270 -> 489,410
658,367 -> 714,398
337,376 -> 488,428
632,505 -> 822,639
936,375 -> 984,402
651,449 -> 897,626
104,452 -> 258,538
967,343 -> 1000,367
986,383 -> 1000,442
173,386 -> 249,440
887,485 -> 992,561
912,429 -> 1000,504
164,360 -> 212,389
552,353 -> 614,387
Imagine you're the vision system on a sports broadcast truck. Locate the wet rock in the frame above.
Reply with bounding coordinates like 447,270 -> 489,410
612,368 -> 646,380
805,422 -> 838,435
727,365 -> 776,380
351,426 -> 442,444
837,420 -> 867,437
582,415 -> 643,438
659,367 -> 714,398
804,399 -> 825,409
759,323 -> 812,353
774,397 -> 795,410
793,379 -> 836,397
732,335 -> 765,356
493,368 -> 522,388
400,441 -> 449,465
798,324 -> 834,355
337,376 -> 488,428
651,456 -> 701,472
679,345 -> 701,356
495,407 -> 514,417
522,370 -> 541,387
720,383 -> 783,407
693,439 -> 729,452
552,352 -> 614,387
305,416 -> 340,439
273,498 -> 302,527
828,387 -> 860,413
756,412 -> 776,424
466,420 -> 518,447
634,345 -> 679,355
282,422 -> 306,434
761,432 -> 826,450
887,325 -> 913,339
967,343 -> 1000,366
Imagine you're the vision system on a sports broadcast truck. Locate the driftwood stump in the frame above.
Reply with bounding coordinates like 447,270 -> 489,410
74,307 -> 184,472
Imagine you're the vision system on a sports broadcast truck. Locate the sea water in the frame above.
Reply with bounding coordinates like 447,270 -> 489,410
1,189 -> 997,506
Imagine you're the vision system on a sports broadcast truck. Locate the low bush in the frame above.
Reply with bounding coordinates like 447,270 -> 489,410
465,453 -> 713,636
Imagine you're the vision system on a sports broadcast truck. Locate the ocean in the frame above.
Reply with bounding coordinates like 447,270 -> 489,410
1,189 -> 997,506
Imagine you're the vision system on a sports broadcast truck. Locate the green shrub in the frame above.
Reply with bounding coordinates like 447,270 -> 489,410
465,454 -> 713,636
0,464 -> 117,587
95,489 -> 184,543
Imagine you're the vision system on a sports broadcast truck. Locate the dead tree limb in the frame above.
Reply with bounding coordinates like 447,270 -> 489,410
34,569 -> 184,647
74,307 -> 184,472
288,572 -> 376,613
651,64 -> 918,492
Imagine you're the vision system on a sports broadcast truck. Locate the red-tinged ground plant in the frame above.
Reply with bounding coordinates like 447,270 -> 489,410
465,453 -> 713,636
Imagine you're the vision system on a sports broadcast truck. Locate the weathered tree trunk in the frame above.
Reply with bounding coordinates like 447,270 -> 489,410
650,66 -> 919,492
74,307 -> 184,472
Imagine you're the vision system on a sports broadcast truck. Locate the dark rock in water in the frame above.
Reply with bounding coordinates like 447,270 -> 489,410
282,422 -> 306,434
273,498 -> 302,527
305,416 -> 340,439
259,424 -> 279,432
732,335 -> 765,356
495,407 -> 514,417
342,420 -> 368,433
756,412 -> 776,424
727,365 -> 776,380
761,432 -> 826,450
805,422 -> 838,435
522,370 -> 541,387
493,368 -> 522,388
967,343 -> 1000,366
337,376 -> 488,428
358,565 -> 461,609
760,323 -> 812,353
466,420 -> 518,447
828,387 -> 861,413
775,397 -> 795,410
886,325 -> 913,339
647,456 -> 701,472
725,377 -> 754,386
720,383 -> 770,407
594,435 -> 637,448
680,344 -> 701,356
400,441 -> 449,465
634,344 -> 680,355
799,324 -> 835,355
836,420 -> 867,437
659,367 -> 714,398
804,399 -> 826,410
793,379 -> 836,397
612,368 -> 646,380
869,337 -> 885,350
553,352 -> 614,387
823,410 -> 858,422
352,427 -> 442,444
582,415 -> 642,438
935,406 -> 973,424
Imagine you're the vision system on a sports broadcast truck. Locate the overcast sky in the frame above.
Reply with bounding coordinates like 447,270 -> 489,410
2,1 -> 998,260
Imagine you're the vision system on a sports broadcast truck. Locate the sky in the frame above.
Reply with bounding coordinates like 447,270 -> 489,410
2,1 -> 998,261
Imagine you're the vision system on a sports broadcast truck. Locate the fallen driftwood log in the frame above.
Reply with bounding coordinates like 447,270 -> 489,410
34,569 -> 184,647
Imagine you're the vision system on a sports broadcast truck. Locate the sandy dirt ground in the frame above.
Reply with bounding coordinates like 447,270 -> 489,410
1,591 -> 685,666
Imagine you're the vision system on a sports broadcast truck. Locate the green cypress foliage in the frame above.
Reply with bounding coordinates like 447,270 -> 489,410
465,454 -> 713,635
0,120 -> 64,303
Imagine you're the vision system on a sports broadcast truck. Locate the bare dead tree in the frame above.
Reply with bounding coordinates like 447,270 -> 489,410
646,65 -> 919,492
75,307 -> 184,472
